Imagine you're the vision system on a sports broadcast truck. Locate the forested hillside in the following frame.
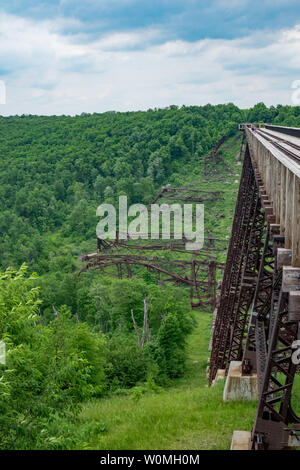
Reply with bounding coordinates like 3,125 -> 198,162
0,102 -> 300,449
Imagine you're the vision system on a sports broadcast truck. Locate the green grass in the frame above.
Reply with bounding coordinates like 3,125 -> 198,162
75,311 -> 257,450
292,376 -> 300,416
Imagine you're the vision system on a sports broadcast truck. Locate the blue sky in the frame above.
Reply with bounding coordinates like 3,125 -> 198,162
0,0 -> 300,114
2,0 -> 300,40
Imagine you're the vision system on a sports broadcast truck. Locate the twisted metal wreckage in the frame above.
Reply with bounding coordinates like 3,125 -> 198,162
81,184 -> 228,310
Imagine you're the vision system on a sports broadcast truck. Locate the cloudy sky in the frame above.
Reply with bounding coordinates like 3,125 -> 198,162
0,0 -> 300,115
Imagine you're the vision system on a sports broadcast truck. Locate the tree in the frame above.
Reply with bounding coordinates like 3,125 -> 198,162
0,265 -> 106,449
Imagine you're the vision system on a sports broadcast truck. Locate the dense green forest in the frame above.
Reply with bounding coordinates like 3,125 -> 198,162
0,102 -> 300,449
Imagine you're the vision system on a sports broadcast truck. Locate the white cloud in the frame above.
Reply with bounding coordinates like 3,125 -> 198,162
0,12 -> 299,115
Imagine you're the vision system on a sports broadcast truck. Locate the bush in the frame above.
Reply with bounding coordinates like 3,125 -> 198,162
105,335 -> 148,389
0,265 -> 106,449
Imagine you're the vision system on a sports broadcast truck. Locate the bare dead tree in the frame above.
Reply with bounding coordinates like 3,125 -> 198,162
52,305 -> 58,319
131,296 -> 152,349
141,296 -> 151,348
131,309 -> 142,347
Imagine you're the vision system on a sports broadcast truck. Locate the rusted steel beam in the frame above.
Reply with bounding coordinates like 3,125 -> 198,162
209,145 -> 257,382
251,290 -> 300,450
242,228 -> 275,374
203,135 -> 227,176
228,196 -> 265,366
149,186 -> 224,205
80,252 -> 222,310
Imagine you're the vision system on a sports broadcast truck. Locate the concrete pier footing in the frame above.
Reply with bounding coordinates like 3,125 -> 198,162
211,368 -> 226,384
230,431 -> 251,450
223,361 -> 258,401
230,430 -> 299,450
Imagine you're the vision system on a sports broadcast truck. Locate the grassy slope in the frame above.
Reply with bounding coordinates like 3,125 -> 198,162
77,311 -> 257,450
77,311 -> 300,451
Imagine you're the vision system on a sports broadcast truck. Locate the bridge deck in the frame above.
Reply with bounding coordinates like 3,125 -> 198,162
261,129 -> 300,162
247,128 -> 300,178
245,126 -> 300,267
262,128 -> 300,148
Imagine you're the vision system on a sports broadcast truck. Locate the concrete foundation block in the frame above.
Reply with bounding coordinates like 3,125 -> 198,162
212,369 -> 226,385
223,361 -> 258,401
231,431 -> 251,450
